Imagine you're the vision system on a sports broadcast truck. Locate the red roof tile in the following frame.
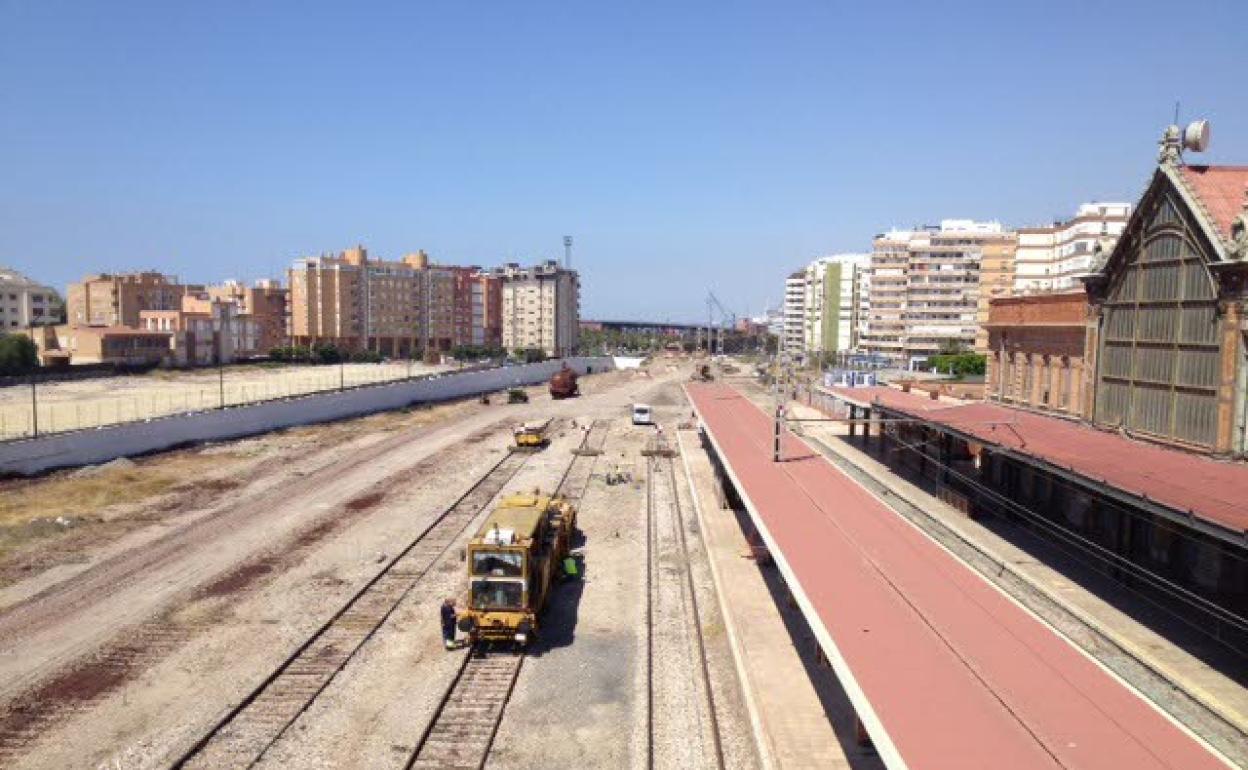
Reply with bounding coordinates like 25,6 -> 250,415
1178,165 -> 1248,243
828,386 -> 1248,535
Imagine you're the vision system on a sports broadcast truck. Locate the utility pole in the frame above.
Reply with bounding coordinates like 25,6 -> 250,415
706,296 -> 713,355
774,400 -> 782,462
772,353 -> 783,462
29,369 -> 38,437
218,360 -> 225,409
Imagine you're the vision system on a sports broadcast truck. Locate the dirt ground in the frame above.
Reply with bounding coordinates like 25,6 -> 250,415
2,364 -> 760,769
0,361 -> 450,439
488,376 -> 757,770
0,395 -> 477,582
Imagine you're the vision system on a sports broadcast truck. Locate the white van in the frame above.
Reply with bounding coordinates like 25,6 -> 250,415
632,403 -> 654,426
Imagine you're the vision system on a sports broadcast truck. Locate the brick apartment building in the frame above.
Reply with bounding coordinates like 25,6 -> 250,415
288,246 -> 504,357
66,272 -> 201,328
140,292 -> 260,364
288,246 -> 422,356
207,279 -> 288,353
474,273 -> 503,349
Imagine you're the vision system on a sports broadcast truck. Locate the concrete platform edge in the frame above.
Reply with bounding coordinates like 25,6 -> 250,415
686,385 -> 910,770
675,427 -> 776,770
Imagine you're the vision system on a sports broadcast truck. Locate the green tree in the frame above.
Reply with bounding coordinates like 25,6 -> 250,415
928,352 -> 986,378
312,343 -> 342,364
0,334 -> 39,376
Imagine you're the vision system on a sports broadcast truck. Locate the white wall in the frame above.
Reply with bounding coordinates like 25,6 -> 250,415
0,357 -> 614,476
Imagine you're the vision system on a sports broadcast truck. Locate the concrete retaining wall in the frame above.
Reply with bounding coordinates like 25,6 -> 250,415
0,357 -> 614,476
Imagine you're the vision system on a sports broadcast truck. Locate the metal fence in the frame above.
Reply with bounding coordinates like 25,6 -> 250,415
0,363 -> 451,441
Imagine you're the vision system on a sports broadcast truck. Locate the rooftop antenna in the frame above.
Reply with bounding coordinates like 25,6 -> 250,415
1173,100 -> 1181,127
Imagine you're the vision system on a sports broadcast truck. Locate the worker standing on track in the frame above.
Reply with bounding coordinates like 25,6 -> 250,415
441,598 -> 458,650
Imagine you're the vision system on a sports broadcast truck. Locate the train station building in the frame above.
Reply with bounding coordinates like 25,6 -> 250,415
820,124 -> 1248,647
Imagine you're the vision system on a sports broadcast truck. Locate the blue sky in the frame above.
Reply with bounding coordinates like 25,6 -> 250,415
2,1 -> 1246,322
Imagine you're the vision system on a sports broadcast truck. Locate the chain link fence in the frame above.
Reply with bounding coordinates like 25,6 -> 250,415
0,362 -> 450,441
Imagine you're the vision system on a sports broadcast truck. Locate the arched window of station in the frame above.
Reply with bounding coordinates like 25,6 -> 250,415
1095,193 -> 1220,446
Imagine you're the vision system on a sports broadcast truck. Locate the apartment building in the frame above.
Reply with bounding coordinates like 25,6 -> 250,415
289,245 -> 518,357
974,237 -> 1019,352
496,261 -> 580,357
782,271 -> 806,357
0,267 -> 61,330
207,279 -> 289,353
470,273 -> 503,348
1014,203 -> 1131,294
140,292 -> 260,364
423,263 -> 458,352
863,220 -> 1016,364
288,246 -> 428,356
66,272 -> 199,328
801,253 -> 870,359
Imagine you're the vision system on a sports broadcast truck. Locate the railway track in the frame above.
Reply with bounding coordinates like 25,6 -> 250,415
171,449 -> 529,769
646,453 -> 724,769
405,420 -> 610,770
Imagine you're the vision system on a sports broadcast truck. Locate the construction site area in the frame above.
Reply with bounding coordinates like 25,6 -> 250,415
0,359 -> 1242,769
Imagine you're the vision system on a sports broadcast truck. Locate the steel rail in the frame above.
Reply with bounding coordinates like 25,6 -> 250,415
405,420 -> 610,770
171,449 -> 529,769
658,455 -> 725,768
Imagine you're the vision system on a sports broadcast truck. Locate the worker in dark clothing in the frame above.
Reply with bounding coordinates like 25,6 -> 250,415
441,598 -> 458,650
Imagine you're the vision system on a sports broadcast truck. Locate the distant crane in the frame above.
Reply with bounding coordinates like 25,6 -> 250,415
705,291 -> 736,356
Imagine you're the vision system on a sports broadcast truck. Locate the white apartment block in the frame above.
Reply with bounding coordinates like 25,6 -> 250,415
1014,203 -> 1131,294
0,267 -> 61,331
783,271 -> 806,357
497,260 -> 580,357
863,220 -> 1015,364
802,253 -> 870,358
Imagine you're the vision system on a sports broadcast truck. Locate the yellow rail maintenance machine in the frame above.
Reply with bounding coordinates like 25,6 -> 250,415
457,490 -> 577,646
512,418 -> 552,450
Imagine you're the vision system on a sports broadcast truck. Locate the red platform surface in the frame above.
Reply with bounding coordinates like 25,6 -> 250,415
688,382 -> 1228,770
827,385 -> 1247,536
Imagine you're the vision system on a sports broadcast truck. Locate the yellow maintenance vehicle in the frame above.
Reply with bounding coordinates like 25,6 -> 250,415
512,418 -> 551,450
457,490 -> 577,646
